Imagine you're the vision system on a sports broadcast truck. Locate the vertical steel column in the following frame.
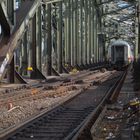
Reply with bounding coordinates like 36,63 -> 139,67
7,55 -> 15,83
101,13 -> 104,62
31,14 -> 37,78
96,15 -> 99,63
64,1 -> 68,63
71,0 -> 74,66
80,0 -> 83,65
68,0 -> 71,65
88,0 -> 91,64
73,0 -> 78,66
19,41 -> 23,73
75,0 -> 80,65
84,0 -> 88,65
20,40 -> 24,75
73,0 -> 76,66
7,0 -> 15,25
100,0 -> 105,62
96,1 -> 101,63
94,10 -> 97,63
91,0 -> 94,64
46,4 -> 52,76
27,23 -> 32,76
22,32 -> 28,75
64,0 -> 71,66
98,34 -> 102,63
36,6 -> 42,71
98,17 -> 102,62
57,1 -> 63,73
42,4 -> 47,75
87,0 -> 89,64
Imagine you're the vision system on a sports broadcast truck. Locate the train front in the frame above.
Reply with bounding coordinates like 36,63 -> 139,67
108,40 -> 134,70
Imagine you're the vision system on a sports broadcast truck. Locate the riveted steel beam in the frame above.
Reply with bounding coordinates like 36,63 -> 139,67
91,0 -> 94,64
7,55 -> 15,83
46,3 -> 52,76
83,0 -> 87,65
30,14 -> 37,79
36,6 -> 42,71
103,5 -> 134,16
0,0 -> 40,81
71,0 -> 74,66
57,1 -> 63,73
79,0 -> 84,65
98,0 -> 114,6
64,0 -> 71,66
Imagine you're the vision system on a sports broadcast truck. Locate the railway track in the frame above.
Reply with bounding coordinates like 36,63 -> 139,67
0,69 -> 126,140
0,69 -> 114,133
0,70 -> 112,110
90,68 -> 139,140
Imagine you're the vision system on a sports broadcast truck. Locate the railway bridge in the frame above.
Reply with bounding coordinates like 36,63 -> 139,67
0,1 -> 140,140
0,0 -> 139,83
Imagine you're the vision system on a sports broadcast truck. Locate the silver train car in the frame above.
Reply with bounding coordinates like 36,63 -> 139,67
108,40 -> 134,68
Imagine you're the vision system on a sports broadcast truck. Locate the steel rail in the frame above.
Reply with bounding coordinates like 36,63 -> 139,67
0,71 -> 123,140
70,69 -> 127,140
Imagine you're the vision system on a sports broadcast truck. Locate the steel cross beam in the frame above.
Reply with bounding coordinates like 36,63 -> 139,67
103,4 -> 135,16
43,0 -> 63,3
98,0 -> 114,6
44,0 -> 99,5
119,14 -> 135,22
105,32 -> 133,41
105,14 -> 135,25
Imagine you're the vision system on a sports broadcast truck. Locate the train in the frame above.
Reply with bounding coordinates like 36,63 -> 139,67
108,40 -> 134,69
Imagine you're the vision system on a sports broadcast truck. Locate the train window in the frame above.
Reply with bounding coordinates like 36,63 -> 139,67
15,0 -> 21,10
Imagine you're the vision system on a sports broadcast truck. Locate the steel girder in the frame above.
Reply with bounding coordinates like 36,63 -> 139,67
103,4 -> 135,16
0,0 -> 41,80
